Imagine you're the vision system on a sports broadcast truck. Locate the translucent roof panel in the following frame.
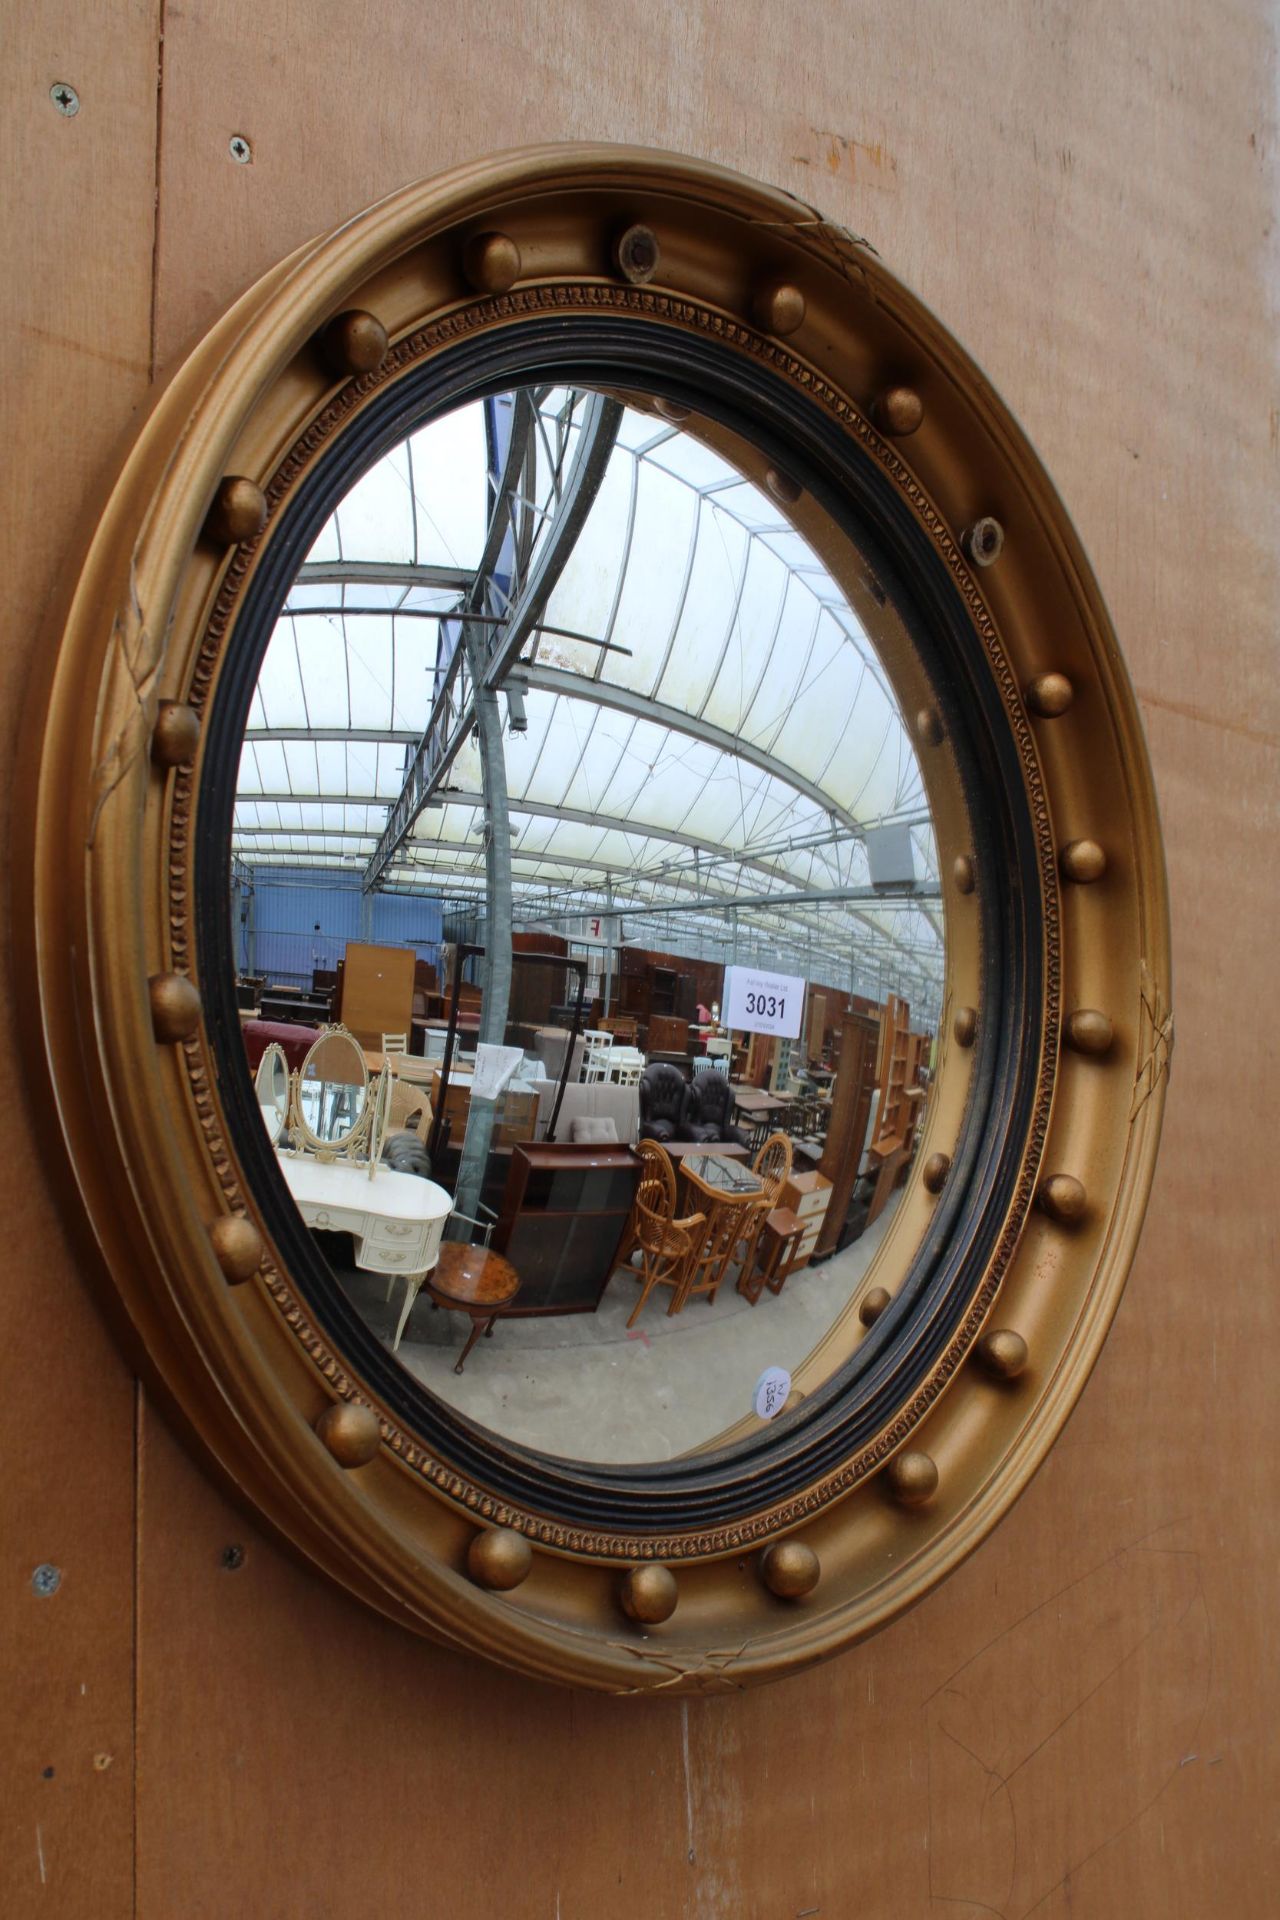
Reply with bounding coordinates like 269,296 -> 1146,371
235,389 -> 945,1013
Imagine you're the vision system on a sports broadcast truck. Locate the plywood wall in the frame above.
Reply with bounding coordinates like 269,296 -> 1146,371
3,4 -> 1277,1914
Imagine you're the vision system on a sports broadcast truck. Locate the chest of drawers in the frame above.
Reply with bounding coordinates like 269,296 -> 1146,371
778,1169 -> 834,1269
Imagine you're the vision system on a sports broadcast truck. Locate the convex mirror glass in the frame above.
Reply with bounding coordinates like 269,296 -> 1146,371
233,385 -> 945,1462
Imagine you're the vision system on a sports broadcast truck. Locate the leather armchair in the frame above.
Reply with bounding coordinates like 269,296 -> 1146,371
684,1072 -> 749,1147
638,1062 -> 689,1143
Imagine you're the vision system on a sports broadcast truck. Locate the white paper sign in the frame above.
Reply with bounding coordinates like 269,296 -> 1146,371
723,964 -> 804,1039
470,1043 -> 525,1101
753,1366 -> 792,1421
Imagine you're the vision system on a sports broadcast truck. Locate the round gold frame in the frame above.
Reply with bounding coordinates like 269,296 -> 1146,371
17,147 -> 1171,1693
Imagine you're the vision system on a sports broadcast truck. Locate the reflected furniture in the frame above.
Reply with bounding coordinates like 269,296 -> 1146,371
424,1243 -> 521,1373
738,1206 -> 807,1305
662,1139 -> 748,1164
289,1026 -> 372,1157
490,1141 -> 641,1315
730,1084 -> 792,1153
276,1154 -> 453,1350
243,1018 -> 321,1072
638,1061 -> 695,1142
580,1030 -> 614,1082
430,1068 -> 538,1151
684,1072 -> 750,1147
530,1079 -> 640,1146
646,1013 -> 692,1054
676,1152 -> 765,1309
339,941 -> 416,1048
777,1168 -> 835,1268
814,1010 -> 882,1258
618,1141 -> 708,1327
260,987 -> 333,1026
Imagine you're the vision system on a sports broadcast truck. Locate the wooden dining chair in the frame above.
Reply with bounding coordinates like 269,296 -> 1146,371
735,1131 -> 795,1282
615,1138 -> 675,1270
624,1193 -> 708,1328
753,1130 -> 793,1205
615,1141 -> 705,1327
675,1198 -> 747,1312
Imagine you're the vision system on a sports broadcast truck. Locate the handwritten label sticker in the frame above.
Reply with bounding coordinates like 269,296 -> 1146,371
753,1366 -> 792,1421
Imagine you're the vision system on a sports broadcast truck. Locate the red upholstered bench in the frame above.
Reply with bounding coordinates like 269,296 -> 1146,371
243,1019 -> 321,1072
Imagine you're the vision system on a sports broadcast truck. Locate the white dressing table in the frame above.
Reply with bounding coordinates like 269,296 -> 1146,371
276,1152 -> 453,1351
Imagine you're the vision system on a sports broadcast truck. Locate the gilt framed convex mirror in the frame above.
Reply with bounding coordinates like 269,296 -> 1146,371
19,146 -> 1171,1693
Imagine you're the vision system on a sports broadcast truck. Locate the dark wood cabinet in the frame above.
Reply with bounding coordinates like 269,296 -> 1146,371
493,1142 -> 640,1315
814,1009 -> 881,1257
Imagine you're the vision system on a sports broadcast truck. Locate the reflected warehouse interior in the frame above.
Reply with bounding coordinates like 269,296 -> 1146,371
232,386 -> 946,1463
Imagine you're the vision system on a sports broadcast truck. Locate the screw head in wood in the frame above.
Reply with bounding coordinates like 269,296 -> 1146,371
619,1563 -> 678,1624
765,467 -> 801,505
462,230 -> 521,294
1064,1009 -> 1115,1056
314,1401 -> 381,1468
151,701 -> 201,768
888,1450 -> 939,1508
953,854 -> 975,895
1037,1173 -> 1088,1225
976,1329 -> 1029,1380
1026,671 -> 1075,718
752,282 -> 806,336
1060,839 -> 1108,884
613,223 -> 660,284
916,707 -> 944,748
209,1215 -> 263,1285
922,1151 -> 951,1194
319,308 -> 389,376
953,1006 -> 977,1048
204,476 -> 267,546
148,972 -> 201,1043
467,1527 -> 533,1591
761,1540 -> 820,1599
965,516 -> 1005,566
859,1285 -> 892,1327
877,386 -> 924,435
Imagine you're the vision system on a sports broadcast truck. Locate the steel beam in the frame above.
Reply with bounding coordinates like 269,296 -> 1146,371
293,560 -> 474,592
362,391 -> 622,891
515,665 -> 868,834
243,728 -> 420,745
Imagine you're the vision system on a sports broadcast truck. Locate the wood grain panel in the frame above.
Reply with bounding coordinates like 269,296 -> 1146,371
1,7 -> 160,1915
1,0 -> 1276,1914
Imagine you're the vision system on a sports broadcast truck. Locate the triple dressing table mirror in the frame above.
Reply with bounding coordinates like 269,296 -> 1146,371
254,1041 -> 289,1146
287,1026 -> 371,1160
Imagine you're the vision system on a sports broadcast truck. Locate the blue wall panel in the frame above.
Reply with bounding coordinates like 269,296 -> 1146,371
242,868 -> 444,985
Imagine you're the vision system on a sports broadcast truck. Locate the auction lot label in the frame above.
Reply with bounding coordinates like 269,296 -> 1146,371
723,965 -> 805,1038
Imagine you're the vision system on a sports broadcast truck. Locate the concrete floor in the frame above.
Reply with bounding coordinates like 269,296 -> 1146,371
334,1192 -> 904,1464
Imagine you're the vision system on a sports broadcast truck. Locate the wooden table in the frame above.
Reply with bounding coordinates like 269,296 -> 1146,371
730,1087 -> 792,1119
276,1153 -> 453,1351
676,1152 -> 765,1308
361,1048 -> 436,1084
425,1243 -> 521,1373
737,1205 -> 806,1305
660,1139 -> 749,1163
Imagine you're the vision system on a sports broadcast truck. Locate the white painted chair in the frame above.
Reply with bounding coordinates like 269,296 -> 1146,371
381,1032 -> 408,1055
609,1047 -> 645,1087
581,1030 -> 614,1083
